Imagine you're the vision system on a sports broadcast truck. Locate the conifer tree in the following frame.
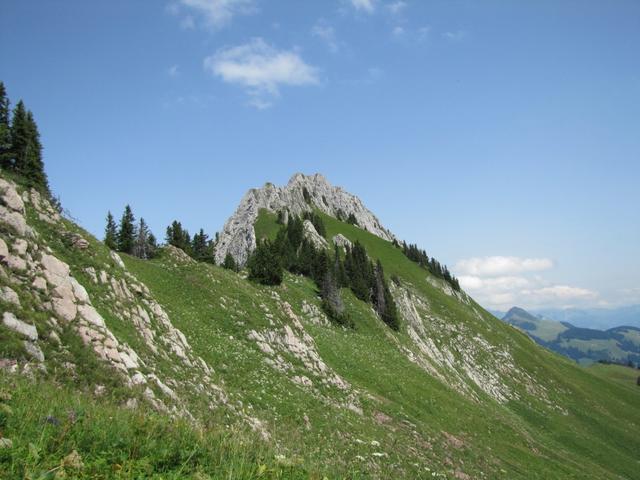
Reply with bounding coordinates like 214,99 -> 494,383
321,267 -> 351,327
373,260 -> 400,330
9,100 -> 29,174
166,220 -> 192,253
23,111 -> 49,192
222,252 -> 237,271
104,211 -> 118,250
0,82 -> 11,168
117,205 -> 136,254
133,217 -> 153,259
192,228 -> 214,263
247,239 -> 283,285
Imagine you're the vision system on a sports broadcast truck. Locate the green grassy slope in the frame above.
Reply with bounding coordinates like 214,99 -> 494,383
126,211 -> 640,478
3,182 -> 640,478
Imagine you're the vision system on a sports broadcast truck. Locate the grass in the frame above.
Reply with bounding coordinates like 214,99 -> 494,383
0,376 -> 308,480
3,189 -> 640,478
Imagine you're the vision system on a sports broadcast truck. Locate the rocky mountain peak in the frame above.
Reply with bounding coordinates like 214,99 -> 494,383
214,173 -> 394,266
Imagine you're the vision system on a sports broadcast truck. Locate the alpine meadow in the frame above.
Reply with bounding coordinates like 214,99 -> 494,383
1,1 -> 639,479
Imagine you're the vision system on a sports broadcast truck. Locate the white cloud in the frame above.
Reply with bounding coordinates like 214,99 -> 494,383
525,286 -> 597,301
387,1 -> 407,14
204,38 -> 319,108
172,0 -> 256,29
454,256 -> 553,277
167,65 -> 180,77
349,0 -> 375,13
455,255 -> 598,309
392,26 -> 405,36
442,30 -> 467,41
312,21 -> 339,53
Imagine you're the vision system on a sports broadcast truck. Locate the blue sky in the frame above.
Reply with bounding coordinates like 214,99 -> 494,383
1,0 -> 639,311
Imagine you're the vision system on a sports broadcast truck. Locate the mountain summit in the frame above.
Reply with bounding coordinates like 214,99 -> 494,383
215,173 -> 394,266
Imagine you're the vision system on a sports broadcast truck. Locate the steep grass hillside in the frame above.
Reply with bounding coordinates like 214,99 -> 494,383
1,174 -> 639,479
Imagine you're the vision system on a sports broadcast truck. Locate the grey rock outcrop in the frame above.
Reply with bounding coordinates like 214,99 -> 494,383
302,220 -> 328,250
215,173 -> 394,266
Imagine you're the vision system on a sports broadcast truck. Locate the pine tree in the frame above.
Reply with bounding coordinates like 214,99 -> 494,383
166,220 -> 191,253
23,111 -> 49,192
0,82 -> 11,168
247,239 -> 283,286
321,267 -> 351,327
373,260 -> 400,330
192,228 -> 214,262
104,211 -> 118,250
117,205 -> 136,254
9,100 -> 29,174
222,252 -> 237,271
133,217 -> 153,259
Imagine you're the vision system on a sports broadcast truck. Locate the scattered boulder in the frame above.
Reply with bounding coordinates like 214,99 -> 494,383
2,312 -> 37,341
0,286 -> 20,306
41,254 -> 70,285
110,251 -> 125,269
52,297 -> 77,322
0,438 -> 12,449
24,340 -> 45,362
0,238 -> 8,260
4,254 -> 26,272
66,233 -> 89,250
31,276 -> 47,292
0,206 -> 32,237
12,238 -> 28,256
0,179 -> 24,213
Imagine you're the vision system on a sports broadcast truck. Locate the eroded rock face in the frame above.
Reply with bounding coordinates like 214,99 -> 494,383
215,173 -> 394,266
302,220 -> 328,250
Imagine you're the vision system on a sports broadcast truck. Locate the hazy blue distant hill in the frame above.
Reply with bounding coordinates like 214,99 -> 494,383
502,307 -> 640,366
530,305 -> 640,330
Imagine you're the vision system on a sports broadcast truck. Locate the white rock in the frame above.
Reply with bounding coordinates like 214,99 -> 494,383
130,371 -> 146,385
69,277 -> 90,303
12,239 -> 28,256
40,254 -> 70,285
0,286 -> 20,306
0,238 -> 8,259
23,340 -> 45,362
52,297 -> 77,322
4,254 -> 26,271
0,438 -> 13,448
48,330 -> 60,344
110,251 -> 125,269
77,304 -> 105,328
303,220 -> 328,250
0,205 -> 31,237
0,179 -> 25,213
32,277 -> 47,291
333,234 -> 353,250
2,312 -> 37,340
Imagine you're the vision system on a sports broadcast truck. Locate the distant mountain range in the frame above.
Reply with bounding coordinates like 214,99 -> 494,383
491,305 -> 640,330
500,307 -> 640,366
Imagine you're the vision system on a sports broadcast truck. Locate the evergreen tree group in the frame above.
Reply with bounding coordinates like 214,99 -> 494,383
104,206 -> 157,259
245,214 -> 399,330
165,220 -> 216,264
399,241 -> 461,291
0,82 -> 49,193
